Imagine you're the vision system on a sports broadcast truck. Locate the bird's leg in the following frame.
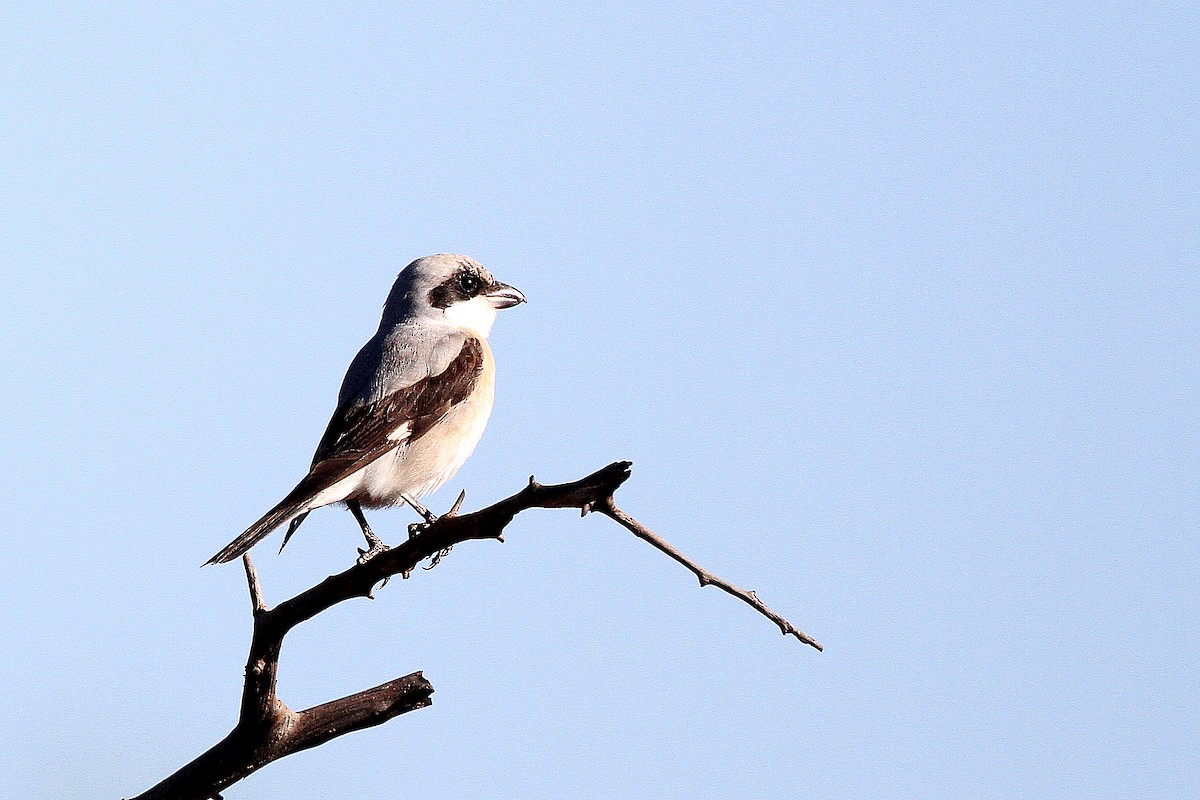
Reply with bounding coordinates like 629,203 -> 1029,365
401,493 -> 439,524
401,493 -> 440,541
348,500 -> 389,563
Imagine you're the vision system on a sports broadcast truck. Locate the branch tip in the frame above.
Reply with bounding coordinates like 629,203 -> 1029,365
242,555 -> 267,614
599,500 -> 821,652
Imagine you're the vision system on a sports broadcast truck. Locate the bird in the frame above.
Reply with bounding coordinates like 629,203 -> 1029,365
206,254 -> 525,565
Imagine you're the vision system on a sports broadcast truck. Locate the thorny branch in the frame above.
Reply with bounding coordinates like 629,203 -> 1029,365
128,461 -> 819,799
595,497 -> 823,650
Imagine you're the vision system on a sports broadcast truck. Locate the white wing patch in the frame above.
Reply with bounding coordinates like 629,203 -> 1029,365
387,420 -> 413,442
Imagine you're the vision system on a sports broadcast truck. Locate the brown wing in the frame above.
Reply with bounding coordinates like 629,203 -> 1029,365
205,337 -> 484,564
308,335 -> 484,478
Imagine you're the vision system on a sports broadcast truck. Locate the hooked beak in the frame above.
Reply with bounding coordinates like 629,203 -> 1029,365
484,282 -> 527,309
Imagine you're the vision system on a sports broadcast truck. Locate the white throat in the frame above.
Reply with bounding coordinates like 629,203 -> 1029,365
442,295 -> 498,337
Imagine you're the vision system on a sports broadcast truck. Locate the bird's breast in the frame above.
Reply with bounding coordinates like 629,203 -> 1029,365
357,343 -> 496,505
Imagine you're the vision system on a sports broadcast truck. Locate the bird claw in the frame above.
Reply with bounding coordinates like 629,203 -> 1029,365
356,541 -> 390,564
423,546 -> 454,571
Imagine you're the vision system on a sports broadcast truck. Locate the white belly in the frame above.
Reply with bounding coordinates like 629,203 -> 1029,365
327,348 -> 496,507
304,341 -> 497,515
357,376 -> 494,504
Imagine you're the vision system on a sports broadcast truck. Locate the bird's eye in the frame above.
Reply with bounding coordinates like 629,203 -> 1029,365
458,273 -> 481,294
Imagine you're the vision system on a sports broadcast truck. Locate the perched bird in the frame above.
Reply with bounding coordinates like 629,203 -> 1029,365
207,254 -> 525,565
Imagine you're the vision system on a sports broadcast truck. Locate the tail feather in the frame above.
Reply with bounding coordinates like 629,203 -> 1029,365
206,493 -> 313,565
279,511 -> 311,554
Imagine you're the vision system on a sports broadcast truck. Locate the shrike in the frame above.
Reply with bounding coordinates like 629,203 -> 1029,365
207,254 -> 525,565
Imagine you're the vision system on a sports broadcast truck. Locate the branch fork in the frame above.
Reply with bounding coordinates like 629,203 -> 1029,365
130,461 -> 819,799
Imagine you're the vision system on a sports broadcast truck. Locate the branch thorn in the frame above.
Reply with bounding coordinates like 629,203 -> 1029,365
445,489 -> 466,518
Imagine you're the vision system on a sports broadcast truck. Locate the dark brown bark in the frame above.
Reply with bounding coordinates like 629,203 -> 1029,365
128,461 -> 818,799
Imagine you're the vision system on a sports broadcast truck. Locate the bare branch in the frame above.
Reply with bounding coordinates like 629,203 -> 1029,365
127,671 -> 432,800
129,461 -> 819,799
288,672 -> 435,754
596,498 -> 823,651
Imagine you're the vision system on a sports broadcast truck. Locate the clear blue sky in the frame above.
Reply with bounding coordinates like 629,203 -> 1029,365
1,4 -> 1195,798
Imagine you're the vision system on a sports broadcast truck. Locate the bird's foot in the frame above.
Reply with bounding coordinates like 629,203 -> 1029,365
348,500 -> 389,565
423,546 -> 454,571
356,539 -> 390,565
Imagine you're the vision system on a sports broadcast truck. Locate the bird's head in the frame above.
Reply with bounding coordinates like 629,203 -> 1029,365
383,254 -> 526,337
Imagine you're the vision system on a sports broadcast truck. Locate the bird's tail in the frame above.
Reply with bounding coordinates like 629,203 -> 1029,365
279,511 -> 311,553
205,487 -> 314,565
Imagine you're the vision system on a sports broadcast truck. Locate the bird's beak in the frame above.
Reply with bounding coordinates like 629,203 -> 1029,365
484,282 -> 527,309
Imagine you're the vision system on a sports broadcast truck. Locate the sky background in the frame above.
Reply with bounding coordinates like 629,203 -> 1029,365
0,4 -> 1196,799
